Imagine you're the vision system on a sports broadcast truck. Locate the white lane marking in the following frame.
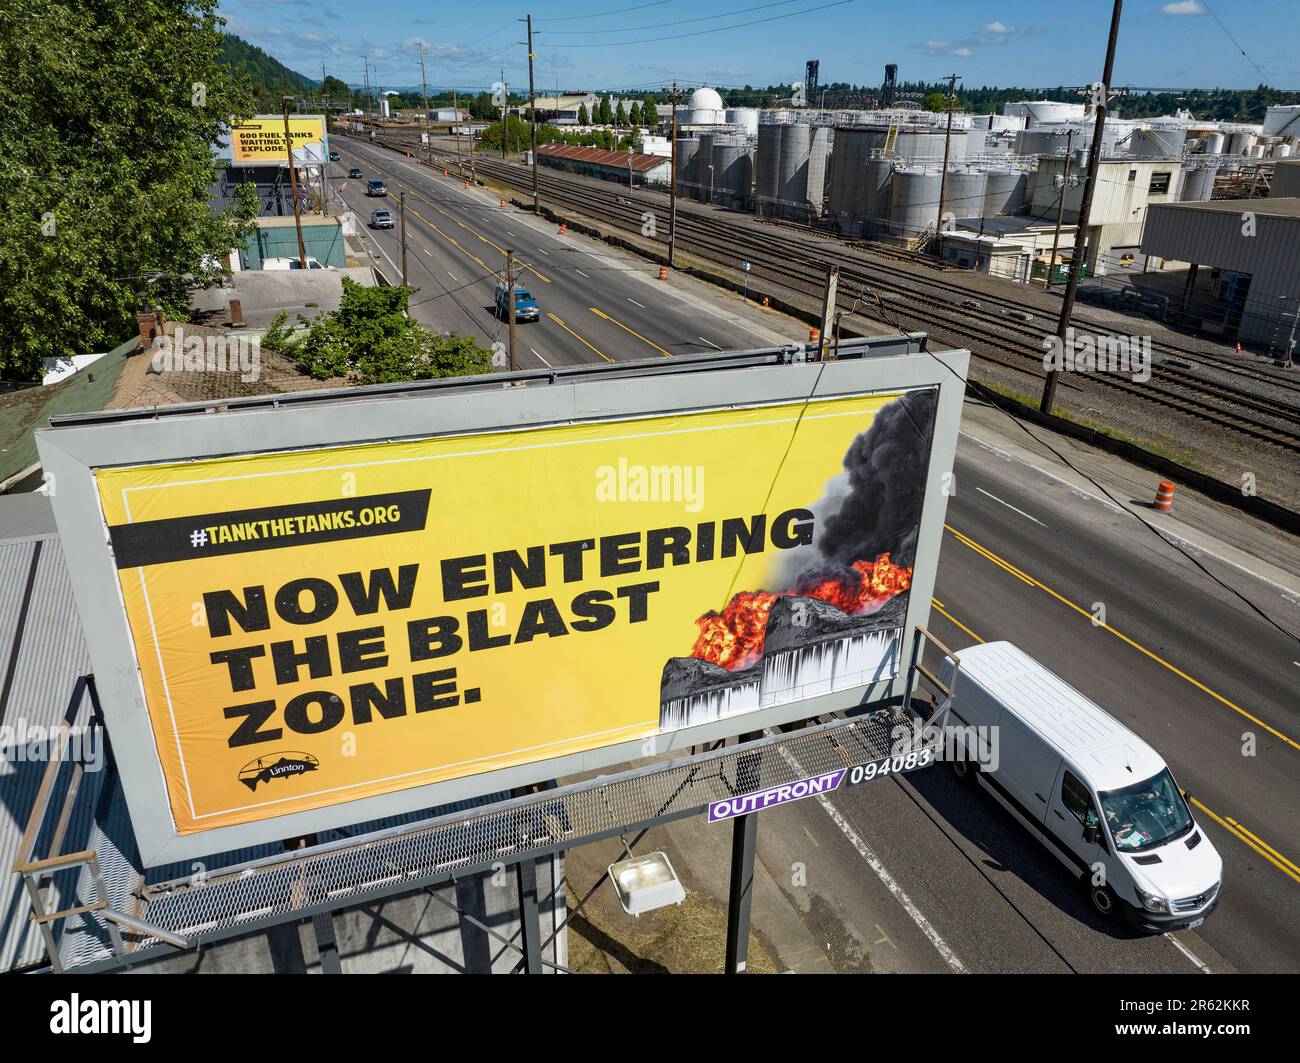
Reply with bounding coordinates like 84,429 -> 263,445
448,272 -> 458,281
507,230 -> 517,237
1165,933 -> 1213,974
698,336 -> 724,351
423,249 -> 432,256
975,487 -> 1048,527
960,430 -> 1300,601
530,347 -> 551,368
628,297 -> 646,308
772,744 -> 968,974
537,248 -> 549,255
575,268 -> 589,278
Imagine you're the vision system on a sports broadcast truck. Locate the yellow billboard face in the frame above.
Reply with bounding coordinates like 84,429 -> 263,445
95,391 -> 935,835
229,116 -> 326,166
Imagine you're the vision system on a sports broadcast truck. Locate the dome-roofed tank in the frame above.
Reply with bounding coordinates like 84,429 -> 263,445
688,86 -> 726,125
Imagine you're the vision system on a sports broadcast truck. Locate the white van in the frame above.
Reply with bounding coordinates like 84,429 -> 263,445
941,642 -> 1221,932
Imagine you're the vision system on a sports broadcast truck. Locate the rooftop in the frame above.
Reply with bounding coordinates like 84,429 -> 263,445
1148,196 -> 1300,219
537,142 -> 670,173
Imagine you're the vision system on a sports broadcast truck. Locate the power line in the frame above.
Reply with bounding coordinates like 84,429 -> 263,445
546,0 -> 855,47
1200,1 -> 1271,86
539,0 -> 803,35
539,0 -> 674,22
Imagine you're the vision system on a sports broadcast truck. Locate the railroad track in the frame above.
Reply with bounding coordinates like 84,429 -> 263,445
349,133 -> 1300,453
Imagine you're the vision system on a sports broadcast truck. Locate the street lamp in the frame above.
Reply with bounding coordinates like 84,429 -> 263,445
708,163 -> 715,203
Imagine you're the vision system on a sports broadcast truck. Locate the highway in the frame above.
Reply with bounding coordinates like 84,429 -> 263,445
760,426 -> 1299,973
336,136 -> 1299,973
329,138 -> 788,368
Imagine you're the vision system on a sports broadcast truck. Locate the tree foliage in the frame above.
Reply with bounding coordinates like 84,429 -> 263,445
0,1 -> 259,382
577,102 -> 590,125
262,279 -> 493,385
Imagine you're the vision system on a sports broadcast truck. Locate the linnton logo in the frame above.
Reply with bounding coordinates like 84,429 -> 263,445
50,994 -> 151,1043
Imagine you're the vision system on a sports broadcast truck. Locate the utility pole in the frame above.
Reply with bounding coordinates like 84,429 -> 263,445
501,69 -> 508,161
419,43 -> 432,167
454,89 -> 464,175
525,15 -> 539,213
399,190 -> 408,286
362,56 -> 372,137
934,73 -> 960,252
1041,0 -> 1124,415
505,249 -> 518,373
1045,129 -> 1076,288
668,82 -> 679,268
282,96 -> 308,270
818,264 -> 839,361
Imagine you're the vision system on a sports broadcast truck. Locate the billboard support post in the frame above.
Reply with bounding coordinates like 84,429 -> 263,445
516,857 -> 544,974
724,730 -> 762,974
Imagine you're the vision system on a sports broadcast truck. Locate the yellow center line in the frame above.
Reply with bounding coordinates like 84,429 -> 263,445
944,522 -> 1300,753
1195,802 -> 1300,884
928,591 -> 1300,887
1225,817 -> 1300,876
931,599 -> 984,645
589,307 -> 672,357
339,145 -> 552,285
546,312 -> 611,362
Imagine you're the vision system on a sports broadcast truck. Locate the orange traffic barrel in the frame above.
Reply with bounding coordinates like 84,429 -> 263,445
809,328 -> 821,344
500,197 -> 507,207
442,168 -> 449,176
464,180 -> 470,189
658,265 -> 668,281
1153,481 -> 1175,511
560,222 -> 567,234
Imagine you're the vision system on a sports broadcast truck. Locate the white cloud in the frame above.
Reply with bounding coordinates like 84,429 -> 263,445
983,21 -> 1017,34
950,47 -> 974,57
1161,1 -> 1206,14
924,40 -> 951,49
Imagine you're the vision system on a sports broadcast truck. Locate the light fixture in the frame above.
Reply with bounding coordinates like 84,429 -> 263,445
608,852 -> 685,917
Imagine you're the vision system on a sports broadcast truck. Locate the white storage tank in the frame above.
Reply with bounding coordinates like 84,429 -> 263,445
725,108 -> 759,135
1180,166 -> 1217,202
1264,105 -> 1300,138
941,169 -> 988,222
983,170 -> 1028,216
889,167 -> 943,237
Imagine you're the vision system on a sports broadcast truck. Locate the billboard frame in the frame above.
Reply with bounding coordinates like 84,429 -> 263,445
37,341 -> 968,865
228,114 -> 329,169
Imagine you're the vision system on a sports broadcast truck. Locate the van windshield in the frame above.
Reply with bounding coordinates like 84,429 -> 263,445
1099,769 -> 1192,852
514,290 -> 533,302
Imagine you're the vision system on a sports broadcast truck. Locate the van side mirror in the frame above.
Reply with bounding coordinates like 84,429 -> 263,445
1083,824 -> 1100,846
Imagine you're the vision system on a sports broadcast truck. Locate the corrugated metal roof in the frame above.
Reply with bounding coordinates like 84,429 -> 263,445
0,534 -> 104,971
537,142 -> 668,173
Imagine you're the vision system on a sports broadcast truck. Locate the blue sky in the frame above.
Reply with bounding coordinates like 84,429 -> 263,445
218,0 -> 1300,94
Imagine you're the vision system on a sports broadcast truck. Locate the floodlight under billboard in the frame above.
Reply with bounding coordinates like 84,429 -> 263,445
38,344 -> 967,864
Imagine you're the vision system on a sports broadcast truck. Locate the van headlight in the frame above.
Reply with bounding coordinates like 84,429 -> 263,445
1134,887 -> 1170,914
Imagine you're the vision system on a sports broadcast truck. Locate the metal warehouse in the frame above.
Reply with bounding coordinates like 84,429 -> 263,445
535,143 -> 672,187
1140,197 -> 1300,353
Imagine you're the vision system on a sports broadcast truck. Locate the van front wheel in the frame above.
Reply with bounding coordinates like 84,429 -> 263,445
1088,883 -> 1119,921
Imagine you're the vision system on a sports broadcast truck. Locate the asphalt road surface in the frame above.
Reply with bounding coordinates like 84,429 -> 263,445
336,136 -> 1298,974
330,139 -> 782,368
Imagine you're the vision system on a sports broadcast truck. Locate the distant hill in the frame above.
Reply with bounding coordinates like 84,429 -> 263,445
220,34 -> 316,109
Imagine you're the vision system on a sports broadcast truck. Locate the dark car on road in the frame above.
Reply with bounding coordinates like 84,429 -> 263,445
348,167 -> 363,179
365,178 -> 388,197
329,149 -> 341,161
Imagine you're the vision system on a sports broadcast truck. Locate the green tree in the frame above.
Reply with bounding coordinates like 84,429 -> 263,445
577,102 -> 589,125
628,101 -> 642,126
598,95 -> 613,125
266,279 -> 492,384
923,91 -> 949,113
0,0 -> 259,382
643,97 -> 658,126
615,100 -> 627,127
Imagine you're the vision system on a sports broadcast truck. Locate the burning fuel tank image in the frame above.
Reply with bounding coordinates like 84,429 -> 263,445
658,390 -> 934,730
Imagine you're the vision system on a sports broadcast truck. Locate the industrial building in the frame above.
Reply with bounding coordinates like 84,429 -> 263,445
1139,197 -> 1300,352
536,142 -> 672,187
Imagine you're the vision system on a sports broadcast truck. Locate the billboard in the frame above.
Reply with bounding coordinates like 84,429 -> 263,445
39,350 -> 966,862
229,115 -> 328,168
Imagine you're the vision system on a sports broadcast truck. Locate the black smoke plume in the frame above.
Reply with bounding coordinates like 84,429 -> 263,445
815,389 -> 936,569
